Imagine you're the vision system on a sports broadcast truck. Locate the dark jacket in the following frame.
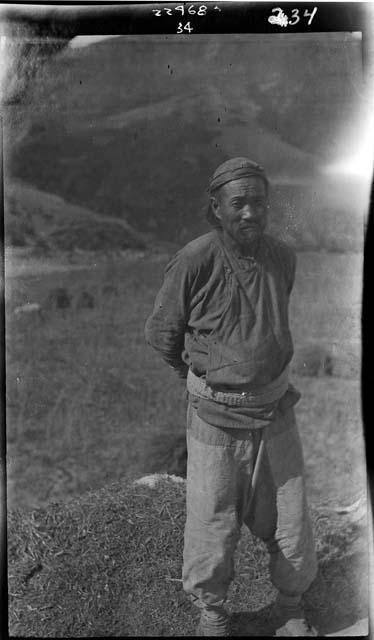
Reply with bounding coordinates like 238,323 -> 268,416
145,229 -> 296,393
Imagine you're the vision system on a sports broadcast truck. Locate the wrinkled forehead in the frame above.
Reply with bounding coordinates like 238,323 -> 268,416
218,177 -> 267,199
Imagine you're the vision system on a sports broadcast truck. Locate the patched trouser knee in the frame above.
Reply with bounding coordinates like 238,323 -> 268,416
245,409 -> 318,596
182,400 -> 317,608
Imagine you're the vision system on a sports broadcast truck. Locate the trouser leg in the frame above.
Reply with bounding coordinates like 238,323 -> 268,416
182,400 -> 261,609
244,407 -> 318,598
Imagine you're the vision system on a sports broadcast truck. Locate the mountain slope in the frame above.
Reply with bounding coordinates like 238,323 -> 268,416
5,180 -> 147,251
4,34 -> 366,248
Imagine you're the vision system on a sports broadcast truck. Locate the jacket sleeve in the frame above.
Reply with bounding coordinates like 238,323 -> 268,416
144,250 -> 194,378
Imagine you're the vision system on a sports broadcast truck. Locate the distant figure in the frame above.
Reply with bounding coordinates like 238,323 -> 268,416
46,287 -> 71,314
145,158 -> 318,636
75,291 -> 95,310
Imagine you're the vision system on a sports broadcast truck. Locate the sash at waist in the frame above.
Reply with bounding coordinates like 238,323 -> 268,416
187,366 -> 290,407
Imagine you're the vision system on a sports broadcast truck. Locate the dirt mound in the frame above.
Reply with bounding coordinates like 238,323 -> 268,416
47,220 -> 145,252
8,475 -> 367,637
5,180 -> 147,254
8,476 -> 191,637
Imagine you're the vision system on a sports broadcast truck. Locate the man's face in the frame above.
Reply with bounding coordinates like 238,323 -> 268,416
211,177 -> 268,248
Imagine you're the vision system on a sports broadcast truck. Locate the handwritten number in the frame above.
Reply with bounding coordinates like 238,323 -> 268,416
268,7 -> 288,27
153,4 -> 211,19
268,5 -> 317,27
304,7 -> 317,25
288,8 -> 300,25
177,21 -> 194,33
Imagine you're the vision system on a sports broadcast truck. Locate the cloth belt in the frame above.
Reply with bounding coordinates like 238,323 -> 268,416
187,366 -> 290,407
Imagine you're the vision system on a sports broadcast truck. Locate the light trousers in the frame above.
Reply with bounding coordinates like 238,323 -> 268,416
182,397 -> 318,609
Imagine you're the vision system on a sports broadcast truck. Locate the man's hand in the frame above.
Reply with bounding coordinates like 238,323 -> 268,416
170,362 -> 189,380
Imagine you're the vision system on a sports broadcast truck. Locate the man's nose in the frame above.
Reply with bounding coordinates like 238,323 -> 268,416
241,204 -> 256,219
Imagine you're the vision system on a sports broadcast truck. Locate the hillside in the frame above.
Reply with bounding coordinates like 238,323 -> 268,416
5,180 -> 147,252
4,33 -> 367,250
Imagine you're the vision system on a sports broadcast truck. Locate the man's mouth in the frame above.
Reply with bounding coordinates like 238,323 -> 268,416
240,223 -> 260,230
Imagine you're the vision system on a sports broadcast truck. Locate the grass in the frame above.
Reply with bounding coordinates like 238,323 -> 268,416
7,477 -> 367,637
6,249 -> 363,510
6,252 -> 187,509
6,248 -> 367,635
8,478 -> 190,637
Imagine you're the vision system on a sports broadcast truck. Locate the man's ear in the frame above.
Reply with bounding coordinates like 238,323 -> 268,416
210,195 -> 221,220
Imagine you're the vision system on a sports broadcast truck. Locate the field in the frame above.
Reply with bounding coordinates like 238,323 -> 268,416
6,248 -> 363,508
6,248 -> 368,636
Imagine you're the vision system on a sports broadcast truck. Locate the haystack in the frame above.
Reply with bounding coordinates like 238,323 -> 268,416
8,475 -> 367,637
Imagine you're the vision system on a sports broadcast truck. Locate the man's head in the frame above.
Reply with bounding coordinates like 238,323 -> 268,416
207,157 -> 269,249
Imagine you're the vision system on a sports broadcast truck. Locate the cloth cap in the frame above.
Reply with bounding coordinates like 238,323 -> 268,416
208,157 -> 268,193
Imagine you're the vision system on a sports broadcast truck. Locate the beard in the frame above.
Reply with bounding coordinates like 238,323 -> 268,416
235,221 -> 266,251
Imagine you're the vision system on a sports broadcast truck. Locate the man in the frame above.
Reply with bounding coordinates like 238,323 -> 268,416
145,157 -> 318,636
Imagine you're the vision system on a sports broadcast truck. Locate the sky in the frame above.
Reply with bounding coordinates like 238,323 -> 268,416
70,35 -> 122,48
